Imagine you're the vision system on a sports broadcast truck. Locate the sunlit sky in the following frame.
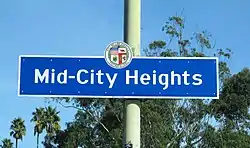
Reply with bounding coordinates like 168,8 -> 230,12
0,0 -> 250,147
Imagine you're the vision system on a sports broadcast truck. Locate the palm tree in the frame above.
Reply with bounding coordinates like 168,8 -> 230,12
44,106 -> 61,145
10,117 -> 26,148
0,138 -> 13,148
31,107 -> 46,148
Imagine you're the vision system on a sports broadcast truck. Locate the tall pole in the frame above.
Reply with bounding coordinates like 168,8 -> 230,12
123,0 -> 141,147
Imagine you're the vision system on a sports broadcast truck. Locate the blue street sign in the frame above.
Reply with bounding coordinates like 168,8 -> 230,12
18,55 -> 219,99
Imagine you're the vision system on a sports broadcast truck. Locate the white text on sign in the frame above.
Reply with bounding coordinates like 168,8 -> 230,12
34,69 -> 203,90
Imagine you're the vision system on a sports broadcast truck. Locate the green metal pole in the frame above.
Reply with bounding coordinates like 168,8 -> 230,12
124,0 -> 141,147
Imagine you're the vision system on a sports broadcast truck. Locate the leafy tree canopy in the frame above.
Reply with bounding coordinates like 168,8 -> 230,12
45,14 -> 249,148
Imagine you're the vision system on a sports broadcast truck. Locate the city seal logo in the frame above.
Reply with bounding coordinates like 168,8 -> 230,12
104,41 -> 133,69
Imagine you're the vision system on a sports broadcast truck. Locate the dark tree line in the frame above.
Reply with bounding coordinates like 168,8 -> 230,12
1,106 -> 60,148
45,15 -> 249,148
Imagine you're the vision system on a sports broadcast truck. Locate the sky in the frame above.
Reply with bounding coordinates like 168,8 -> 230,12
0,0 -> 250,147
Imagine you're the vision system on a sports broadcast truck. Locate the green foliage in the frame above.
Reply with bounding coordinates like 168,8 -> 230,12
0,138 -> 13,148
31,107 -> 46,136
141,100 -> 175,148
30,106 -> 61,148
42,106 -> 61,148
45,14 -> 249,148
200,126 -> 250,148
44,106 -> 61,136
10,117 -> 26,148
10,118 -> 26,140
52,110 -> 98,147
31,107 -> 46,148
211,68 -> 250,131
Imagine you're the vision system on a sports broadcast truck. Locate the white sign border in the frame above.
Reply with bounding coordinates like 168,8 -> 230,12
17,55 -> 219,99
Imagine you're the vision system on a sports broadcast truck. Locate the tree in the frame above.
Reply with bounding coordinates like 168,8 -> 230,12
52,110 -> 96,147
49,13 -> 250,147
31,107 -> 46,148
0,138 -> 13,148
42,106 -> 61,148
141,14 -> 235,147
200,125 -> 250,147
200,68 -> 250,147
10,117 -> 26,148
211,68 -> 250,126
44,106 -> 61,136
